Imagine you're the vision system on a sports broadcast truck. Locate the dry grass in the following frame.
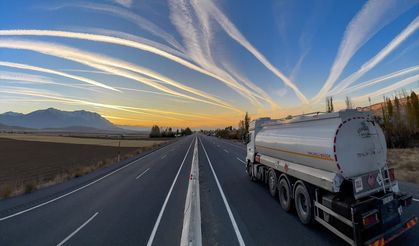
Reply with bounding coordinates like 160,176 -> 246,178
0,133 -> 166,147
387,148 -> 419,184
0,137 -> 167,198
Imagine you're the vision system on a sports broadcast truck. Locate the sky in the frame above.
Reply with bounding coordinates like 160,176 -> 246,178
0,0 -> 418,128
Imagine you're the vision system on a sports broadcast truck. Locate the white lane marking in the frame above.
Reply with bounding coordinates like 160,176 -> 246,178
136,168 -> 150,180
147,138 -> 194,246
223,149 -> 229,153
161,154 -> 167,160
199,138 -> 245,246
236,157 -> 246,164
181,138 -> 202,246
413,198 -> 419,202
56,212 -> 99,246
0,141 -> 178,221
217,145 -> 220,147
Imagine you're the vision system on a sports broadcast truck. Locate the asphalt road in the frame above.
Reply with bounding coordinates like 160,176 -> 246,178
0,134 -> 418,245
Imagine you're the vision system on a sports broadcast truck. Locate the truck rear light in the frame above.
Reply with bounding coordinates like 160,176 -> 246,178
362,210 -> 379,228
368,238 -> 384,246
388,168 -> 395,181
255,154 -> 261,163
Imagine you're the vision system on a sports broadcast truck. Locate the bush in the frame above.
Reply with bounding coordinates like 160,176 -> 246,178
0,185 -> 13,198
24,183 -> 36,193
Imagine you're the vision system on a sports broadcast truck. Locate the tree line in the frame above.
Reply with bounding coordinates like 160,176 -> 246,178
213,112 -> 250,140
149,125 -> 192,138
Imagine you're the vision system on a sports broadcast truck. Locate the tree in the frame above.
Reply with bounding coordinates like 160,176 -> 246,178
244,112 -> 250,134
326,97 -> 334,113
149,125 -> 160,138
411,91 -> 419,127
345,96 -> 353,109
182,127 -> 192,136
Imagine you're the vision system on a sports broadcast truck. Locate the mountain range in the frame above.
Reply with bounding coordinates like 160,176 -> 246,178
0,108 -> 121,131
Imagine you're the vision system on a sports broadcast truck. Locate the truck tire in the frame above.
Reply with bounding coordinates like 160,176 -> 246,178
278,177 -> 292,212
294,182 -> 313,225
268,168 -> 277,197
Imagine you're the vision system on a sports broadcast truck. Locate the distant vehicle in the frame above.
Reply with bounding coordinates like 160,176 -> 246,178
246,109 -> 417,245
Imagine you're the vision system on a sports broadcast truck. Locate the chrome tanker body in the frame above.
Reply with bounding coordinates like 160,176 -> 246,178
245,109 -> 417,246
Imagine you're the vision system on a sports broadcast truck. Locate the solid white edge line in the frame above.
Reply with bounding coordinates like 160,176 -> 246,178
136,168 -> 150,180
147,137 -> 194,246
180,137 -> 202,246
56,212 -> 99,246
236,157 -> 246,164
0,139 -> 181,221
199,137 -> 245,246
413,198 -> 419,202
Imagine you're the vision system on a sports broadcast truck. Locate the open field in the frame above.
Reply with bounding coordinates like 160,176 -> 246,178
0,133 -> 166,147
0,137 -> 168,198
388,148 -> 419,184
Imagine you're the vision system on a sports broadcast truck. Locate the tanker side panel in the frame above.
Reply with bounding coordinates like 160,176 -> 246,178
255,117 -> 340,174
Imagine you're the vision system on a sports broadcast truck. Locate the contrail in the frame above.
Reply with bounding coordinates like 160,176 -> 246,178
193,0 -> 308,104
0,71 -> 100,91
353,74 -> 419,102
0,29 -> 261,108
313,0 -> 416,102
0,39 -> 241,112
0,86 -> 205,121
48,2 -> 185,51
168,0 -> 273,107
330,15 -> 419,95
0,61 -> 119,92
331,65 -> 419,96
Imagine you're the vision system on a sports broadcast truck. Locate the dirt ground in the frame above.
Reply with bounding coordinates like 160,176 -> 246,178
0,133 -> 166,147
387,148 -> 419,184
0,138 -> 165,198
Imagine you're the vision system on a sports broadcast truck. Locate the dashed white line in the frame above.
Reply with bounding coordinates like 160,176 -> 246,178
147,138 -> 194,246
199,138 -> 245,246
135,168 -> 150,180
223,149 -> 229,153
56,212 -> 99,246
236,157 -> 246,164
0,147 -> 160,221
161,154 -> 167,160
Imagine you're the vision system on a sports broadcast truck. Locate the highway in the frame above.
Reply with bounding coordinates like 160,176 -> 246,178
0,134 -> 418,245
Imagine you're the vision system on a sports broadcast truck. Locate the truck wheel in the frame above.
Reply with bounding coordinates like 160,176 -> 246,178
278,178 -> 292,212
268,169 -> 277,197
294,182 -> 313,225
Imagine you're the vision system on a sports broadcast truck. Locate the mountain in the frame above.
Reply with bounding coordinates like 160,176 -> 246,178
0,108 -> 121,131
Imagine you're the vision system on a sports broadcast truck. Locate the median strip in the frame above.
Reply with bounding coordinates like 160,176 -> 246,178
180,137 -> 202,246
56,211 -> 99,246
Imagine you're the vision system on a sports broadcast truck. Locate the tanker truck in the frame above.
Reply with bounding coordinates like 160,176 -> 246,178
245,109 -> 417,245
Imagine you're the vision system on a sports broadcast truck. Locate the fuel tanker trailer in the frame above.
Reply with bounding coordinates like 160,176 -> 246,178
245,109 -> 417,245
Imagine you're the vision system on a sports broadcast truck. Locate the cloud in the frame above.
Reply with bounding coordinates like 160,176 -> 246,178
0,61 -> 119,92
331,15 -> 419,95
0,71 -> 99,91
0,39 -> 242,112
193,0 -> 308,104
331,65 -> 419,96
313,0 -> 416,102
0,86 -> 213,120
49,2 -> 184,51
353,74 -> 419,102
112,0 -> 133,8
0,29 -> 268,108
168,0 -> 279,108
